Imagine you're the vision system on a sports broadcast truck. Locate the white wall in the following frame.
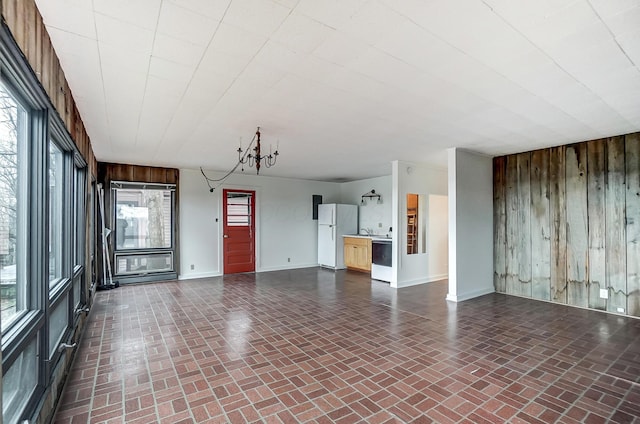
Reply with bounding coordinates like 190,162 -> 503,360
179,168 -> 340,279
392,160 -> 448,288
447,148 -> 494,301
428,194 -> 449,281
340,175 -> 392,235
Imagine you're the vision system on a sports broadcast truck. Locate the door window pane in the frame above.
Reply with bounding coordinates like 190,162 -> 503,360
226,193 -> 252,226
0,80 -> 29,331
115,188 -> 172,249
2,336 -> 38,424
49,140 -> 64,286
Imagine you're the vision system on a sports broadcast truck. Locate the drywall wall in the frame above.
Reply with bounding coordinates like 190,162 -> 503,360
392,160 -> 448,288
179,169 -> 341,279
447,148 -> 494,302
428,194 -> 449,282
340,175 -> 393,236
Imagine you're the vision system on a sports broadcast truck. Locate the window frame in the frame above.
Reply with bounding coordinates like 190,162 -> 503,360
110,181 -> 177,283
47,137 -> 68,290
1,22 -> 90,424
1,26 -> 50,423
0,76 -> 31,334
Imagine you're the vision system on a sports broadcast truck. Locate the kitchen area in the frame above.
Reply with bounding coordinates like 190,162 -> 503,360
316,200 -> 394,282
315,164 -> 449,288
343,234 -> 392,282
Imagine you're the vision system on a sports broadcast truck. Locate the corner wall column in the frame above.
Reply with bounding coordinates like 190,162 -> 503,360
447,148 -> 494,301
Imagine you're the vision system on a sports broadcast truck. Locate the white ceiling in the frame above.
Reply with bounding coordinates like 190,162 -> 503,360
35,0 -> 640,181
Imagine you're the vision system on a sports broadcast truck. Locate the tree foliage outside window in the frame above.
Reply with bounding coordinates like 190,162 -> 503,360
115,188 -> 171,250
0,80 -> 27,331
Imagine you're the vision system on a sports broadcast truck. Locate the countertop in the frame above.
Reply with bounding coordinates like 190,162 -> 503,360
342,234 -> 392,241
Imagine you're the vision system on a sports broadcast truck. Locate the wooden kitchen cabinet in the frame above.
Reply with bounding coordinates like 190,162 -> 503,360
343,237 -> 371,272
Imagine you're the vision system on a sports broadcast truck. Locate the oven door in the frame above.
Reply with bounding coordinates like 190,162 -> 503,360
371,240 -> 392,267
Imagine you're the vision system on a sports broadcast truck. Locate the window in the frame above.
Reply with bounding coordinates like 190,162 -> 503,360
2,28 -> 91,423
48,294 -> 69,356
226,193 -> 252,226
74,167 -> 86,268
112,183 -> 176,281
0,79 -> 29,333
114,187 -> 172,250
2,336 -> 38,423
48,140 -> 64,286
73,167 -> 86,307
115,252 -> 173,275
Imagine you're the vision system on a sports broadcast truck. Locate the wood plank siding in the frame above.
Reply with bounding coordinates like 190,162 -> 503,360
2,0 -> 97,175
494,132 -> 640,318
493,156 -> 507,293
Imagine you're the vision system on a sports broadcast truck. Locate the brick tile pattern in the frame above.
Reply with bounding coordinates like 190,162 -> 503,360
54,269 -> 640,423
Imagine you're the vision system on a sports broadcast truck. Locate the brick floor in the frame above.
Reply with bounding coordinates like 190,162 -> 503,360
53,268 -> 640,423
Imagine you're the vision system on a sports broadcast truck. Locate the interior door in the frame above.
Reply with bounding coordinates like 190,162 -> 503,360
223,189 -> 255,274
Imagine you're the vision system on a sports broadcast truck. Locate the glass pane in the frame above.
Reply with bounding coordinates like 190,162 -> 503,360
115,188 -> 172,249
49,294 -> 69,356
49,140 -> 64,285
73,273 -> 82,307
2,336 -> 38,424
0,80 -> 28,332
115,252 -> 173,275
226,193 -> 251,227
74,168 -> 85,266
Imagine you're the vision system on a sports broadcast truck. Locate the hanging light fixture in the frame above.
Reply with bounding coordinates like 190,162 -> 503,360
361,189 -> 382,205
237,126 -> 279,175
200,126 -> 281,192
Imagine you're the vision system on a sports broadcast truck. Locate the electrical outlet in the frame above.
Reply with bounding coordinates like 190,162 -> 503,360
617,307 -> 625,313
599,289 -> 608,299
190,264 -> 194,270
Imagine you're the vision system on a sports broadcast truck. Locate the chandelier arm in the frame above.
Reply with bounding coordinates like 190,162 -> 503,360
200,132 -> 260,191
203,133 -> 258,183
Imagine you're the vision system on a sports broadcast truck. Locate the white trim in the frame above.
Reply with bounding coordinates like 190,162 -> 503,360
446,287 -> 494,302
393,274 -> 448,288
178,271 -> 222,280
258,263 -> 318,272
179,264 -> 321,280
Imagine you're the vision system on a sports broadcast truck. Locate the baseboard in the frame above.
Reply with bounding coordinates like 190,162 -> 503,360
426,273 -> 448,283
178,271 -> 222,280
258,263 -> 318,273
178,264 -> 319,279
446,286 -> 494,302
393,274 -> 449,288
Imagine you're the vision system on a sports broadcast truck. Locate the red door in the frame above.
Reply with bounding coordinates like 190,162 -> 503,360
223,189 -> 255,274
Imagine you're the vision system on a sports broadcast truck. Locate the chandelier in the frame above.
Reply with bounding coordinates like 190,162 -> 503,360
200,126 -> 281,192
237,126 -> 279,175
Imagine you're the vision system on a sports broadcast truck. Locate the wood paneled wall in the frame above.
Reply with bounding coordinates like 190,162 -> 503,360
494,132 -> 640,317
98,162 -> 179,185
2,0 -> 97,176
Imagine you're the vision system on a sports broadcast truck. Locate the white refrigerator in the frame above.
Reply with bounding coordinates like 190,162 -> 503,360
318,203 -> 358,269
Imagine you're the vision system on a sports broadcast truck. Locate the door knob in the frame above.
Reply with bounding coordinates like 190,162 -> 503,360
223,234 -> 229,238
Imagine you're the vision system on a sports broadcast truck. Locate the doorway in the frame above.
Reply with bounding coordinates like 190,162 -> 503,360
223,189 -> 256,274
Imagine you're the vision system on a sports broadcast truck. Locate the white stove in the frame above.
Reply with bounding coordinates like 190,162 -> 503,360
371,238 -> 392,282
